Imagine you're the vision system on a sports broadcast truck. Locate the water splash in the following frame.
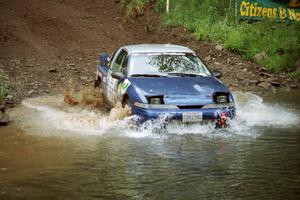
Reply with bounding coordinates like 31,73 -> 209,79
109,103 -> 131,121
233,91 -> 299,127
122,92 -> 299,138
10,87 -> 130,136
9,90 -> 300,138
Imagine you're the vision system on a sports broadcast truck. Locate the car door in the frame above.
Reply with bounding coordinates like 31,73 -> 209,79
106,49 -> 128,105
98,54 -> 110,92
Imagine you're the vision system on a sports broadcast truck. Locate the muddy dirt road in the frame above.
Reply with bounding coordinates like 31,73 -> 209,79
0,0 -> 299,107
0,0 -> 148,104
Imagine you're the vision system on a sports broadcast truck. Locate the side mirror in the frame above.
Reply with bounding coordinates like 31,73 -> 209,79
111,72 -> 124,80
213,71 -> 221,78
99,53 -> 110,66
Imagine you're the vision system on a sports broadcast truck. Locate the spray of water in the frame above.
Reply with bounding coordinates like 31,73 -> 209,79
233,91 -> 299,127
9,89 -> 300,138
10,87 -> 129,136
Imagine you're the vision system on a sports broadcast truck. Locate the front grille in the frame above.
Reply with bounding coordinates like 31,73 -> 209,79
177,105 -> 203,109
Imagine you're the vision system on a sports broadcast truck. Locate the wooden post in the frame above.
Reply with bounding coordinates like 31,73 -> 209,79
166,0 -> 170,13
235,0 -> 239,24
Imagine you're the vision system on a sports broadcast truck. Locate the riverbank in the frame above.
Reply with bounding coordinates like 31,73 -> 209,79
0,0 -> 299,109
154,0 -> 300,73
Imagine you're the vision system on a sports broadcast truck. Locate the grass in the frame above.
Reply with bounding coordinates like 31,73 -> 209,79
0,74 -> 7,103
122,0 -> 150,16
289,71 -> 300,78
162,0 -> 300,72
126,0 -> 300,73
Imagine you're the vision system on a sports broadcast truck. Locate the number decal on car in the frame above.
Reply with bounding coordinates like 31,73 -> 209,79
107,75 -> 118,102
118,79 -> 131,94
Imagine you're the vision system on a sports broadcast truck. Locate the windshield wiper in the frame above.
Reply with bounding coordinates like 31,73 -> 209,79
131,74 -> 167,77
167,72 -> 204,77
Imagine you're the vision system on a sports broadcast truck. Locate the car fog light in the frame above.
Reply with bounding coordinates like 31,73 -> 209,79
216,95 -> 228,104
149,97 -> 163,104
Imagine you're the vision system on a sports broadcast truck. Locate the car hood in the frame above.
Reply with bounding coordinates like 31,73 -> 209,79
128,76 -> 230,105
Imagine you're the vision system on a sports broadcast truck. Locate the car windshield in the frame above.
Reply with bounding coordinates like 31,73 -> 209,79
128,53 -> 212,77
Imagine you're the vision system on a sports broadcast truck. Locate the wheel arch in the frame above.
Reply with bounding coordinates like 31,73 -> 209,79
122,93 -> 130,106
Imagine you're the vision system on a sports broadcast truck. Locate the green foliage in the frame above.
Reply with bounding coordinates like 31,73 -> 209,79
289,71 -> 300,78
156,0 -> 300,72
122,0 -> 149,16
155,0 -> 165,13
224,29 -> 245,52
0,74 -> 7,103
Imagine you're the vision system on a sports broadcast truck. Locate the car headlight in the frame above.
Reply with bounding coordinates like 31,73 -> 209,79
216,95 -> 228,104
149,97 -> 163,104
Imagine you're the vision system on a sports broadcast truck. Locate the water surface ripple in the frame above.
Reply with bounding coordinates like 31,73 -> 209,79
0,91 -> 299,199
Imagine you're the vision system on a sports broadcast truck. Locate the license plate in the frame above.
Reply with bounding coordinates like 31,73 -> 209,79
182,112 -> 203,122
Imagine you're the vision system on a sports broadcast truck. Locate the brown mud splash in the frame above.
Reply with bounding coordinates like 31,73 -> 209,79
64,87 -> 107,109
64,91 -> 79,106
64,86 -> 131,121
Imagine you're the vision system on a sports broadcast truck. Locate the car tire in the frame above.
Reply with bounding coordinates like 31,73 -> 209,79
122,98 -> 132,108
94,78 -> 101,88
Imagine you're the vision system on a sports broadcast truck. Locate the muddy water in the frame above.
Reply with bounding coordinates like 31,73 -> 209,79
0,91 -> 300,199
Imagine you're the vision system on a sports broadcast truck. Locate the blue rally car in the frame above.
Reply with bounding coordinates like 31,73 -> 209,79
94,44 -> 235,128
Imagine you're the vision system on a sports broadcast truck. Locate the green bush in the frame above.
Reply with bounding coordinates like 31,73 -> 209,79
225,29 -> 245,52
289,71 -> 300,78
122,0 -> 149,16
156,0 -> 300,73
0,74 -> 7,103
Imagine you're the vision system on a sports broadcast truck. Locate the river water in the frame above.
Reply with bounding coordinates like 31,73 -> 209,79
0,91 -> 300,200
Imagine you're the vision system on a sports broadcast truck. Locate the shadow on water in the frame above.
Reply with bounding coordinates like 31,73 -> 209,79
1,89 -> 300,199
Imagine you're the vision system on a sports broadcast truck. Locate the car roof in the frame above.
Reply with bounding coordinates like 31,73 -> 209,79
123,44 -> 195,54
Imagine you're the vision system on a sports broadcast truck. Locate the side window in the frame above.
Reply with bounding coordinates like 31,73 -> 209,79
108,49 -> 119,69
112,50 -> 128,74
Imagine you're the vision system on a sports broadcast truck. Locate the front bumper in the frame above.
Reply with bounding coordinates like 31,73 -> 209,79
132,103 -> 235,123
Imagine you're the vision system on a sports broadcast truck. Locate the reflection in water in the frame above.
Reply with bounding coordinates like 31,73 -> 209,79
1,91 -> 300,199
1,127 -> 300,199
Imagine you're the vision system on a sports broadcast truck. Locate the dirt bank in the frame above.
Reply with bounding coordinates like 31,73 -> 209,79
0,0 -> 298,107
